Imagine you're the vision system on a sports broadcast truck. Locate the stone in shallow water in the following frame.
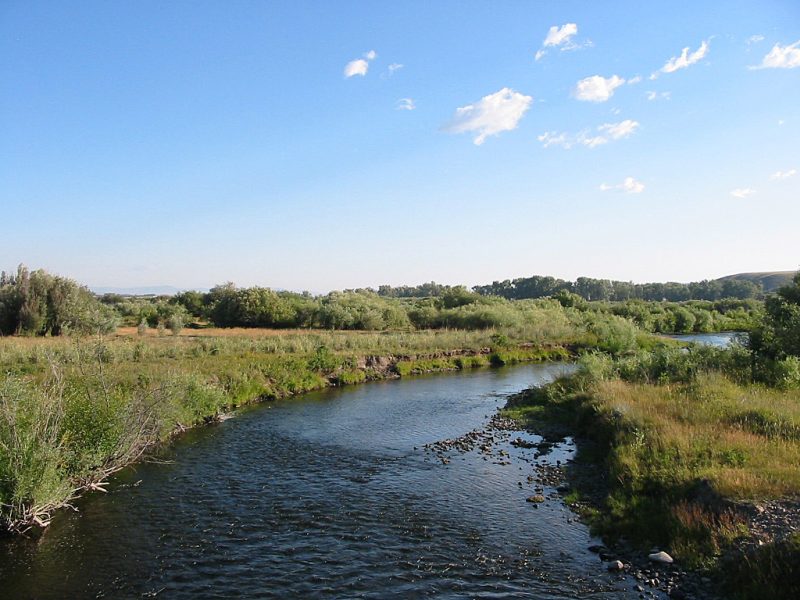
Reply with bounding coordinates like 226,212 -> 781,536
607,560 -> 625,572
648,551 -> 674,564
526,494 -> 545,503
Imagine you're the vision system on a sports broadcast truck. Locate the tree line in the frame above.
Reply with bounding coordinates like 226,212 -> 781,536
1,265 -> 770,336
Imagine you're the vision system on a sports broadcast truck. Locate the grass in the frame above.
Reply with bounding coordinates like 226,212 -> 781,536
0,325 -> 586,532
502,348 -> 800,597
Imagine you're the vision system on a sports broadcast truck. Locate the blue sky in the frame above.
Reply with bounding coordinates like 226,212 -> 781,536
1,1 -> 798,292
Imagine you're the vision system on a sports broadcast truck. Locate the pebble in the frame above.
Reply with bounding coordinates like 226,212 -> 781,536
607,560 -> 625,572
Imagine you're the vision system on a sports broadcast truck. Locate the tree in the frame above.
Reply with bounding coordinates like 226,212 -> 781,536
751,272 -> 800,360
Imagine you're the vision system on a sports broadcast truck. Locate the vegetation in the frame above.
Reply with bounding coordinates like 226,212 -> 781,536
0,305 -> 603,533
472,274 -> 767,301
0,262 -> 791,593
0,266 -> 116,336
502,272 -> 800,599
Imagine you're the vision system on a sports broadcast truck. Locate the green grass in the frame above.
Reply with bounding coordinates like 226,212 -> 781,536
0,325 -> 592,532
502,350 -> 800,596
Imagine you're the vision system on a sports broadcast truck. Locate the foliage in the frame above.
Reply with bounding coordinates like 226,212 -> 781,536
0,265 -> 117,336
474,274 -> 764,302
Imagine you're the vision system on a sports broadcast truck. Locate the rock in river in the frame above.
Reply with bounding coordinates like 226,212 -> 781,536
648,550 -> 674,564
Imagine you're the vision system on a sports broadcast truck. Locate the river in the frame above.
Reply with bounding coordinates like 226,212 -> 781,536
665,331 -> 742,348
0,363 -> 661,599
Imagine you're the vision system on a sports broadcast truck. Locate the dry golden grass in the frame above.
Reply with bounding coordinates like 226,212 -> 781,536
591,375 -> 800,500
113,326 -> 328,338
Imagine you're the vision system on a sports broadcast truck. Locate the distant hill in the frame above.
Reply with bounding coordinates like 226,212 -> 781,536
91,285 -> 184,297
716,271 -> 797,293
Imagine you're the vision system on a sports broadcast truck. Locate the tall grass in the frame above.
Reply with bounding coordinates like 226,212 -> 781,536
503,345 -> 800,588
0,320 -> 597,532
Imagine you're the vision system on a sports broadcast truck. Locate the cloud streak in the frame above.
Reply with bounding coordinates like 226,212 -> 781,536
535,23 -> 591,61
771,168 -> 797,180
600,177 -> 645,194
538,120 -> 640,149
731,188 -> 756,199
396,98 -> 415,111
651,40 -> 709,79
444,88 -> 533,145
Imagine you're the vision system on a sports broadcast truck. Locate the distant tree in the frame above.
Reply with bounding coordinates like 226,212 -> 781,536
167,314 -> 184,336
751,272 -> 800,359
171,290 -> 206,318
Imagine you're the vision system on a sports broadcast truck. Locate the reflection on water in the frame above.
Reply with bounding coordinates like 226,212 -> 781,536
0,363 -> 653,599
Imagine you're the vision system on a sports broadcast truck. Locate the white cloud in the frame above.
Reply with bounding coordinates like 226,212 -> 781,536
445,88 -> 532,145
747,34 -> 765,45
651,40 -> 709,78
537,131 -> 571,149
751,40 -> 800,69
646,90 -> 671,101
573,75 -> 625,102
600,177 -> 645,194
544,23 -> 578,47
731,188 -> 756,199
538,119 -> 639,149
535,22 -> 590,60
396,98 -> 415,111
344,50 -> 377,78
344,59 -> 369,77
599,119 -> 640,140
627,75 -> 643,85
388,63 -> 403,73
771,168 -> 797,180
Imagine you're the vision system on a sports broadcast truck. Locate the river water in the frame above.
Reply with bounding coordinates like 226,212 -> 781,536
0,363 -> 658,599
665,331 -> 741,348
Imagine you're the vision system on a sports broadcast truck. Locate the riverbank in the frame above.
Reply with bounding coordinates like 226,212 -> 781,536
502,355 -> 800,600
0,328 -> 582,534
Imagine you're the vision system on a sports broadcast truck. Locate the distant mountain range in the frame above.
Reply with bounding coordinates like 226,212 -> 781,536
715,271 -> 797,293
91,285 -> 197,296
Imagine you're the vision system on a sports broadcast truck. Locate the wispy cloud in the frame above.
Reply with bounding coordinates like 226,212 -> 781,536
747,34 -> 765,45
537,131 -> 571,149
344,50 -> 377,78
535,23 -> 591,61
538,119 -> 639,149
600,177 -> 645,194
651,40 -> 709,79
396,98 -> 415,111
444,88 -> 533,145
646,90 -> 671,101
750,40 -> 800,69
627,75 -> 643,85
380,63 -> 404,80
731,188 -> 756,199
771,168 -> 797,180
573,75 -> 626,102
